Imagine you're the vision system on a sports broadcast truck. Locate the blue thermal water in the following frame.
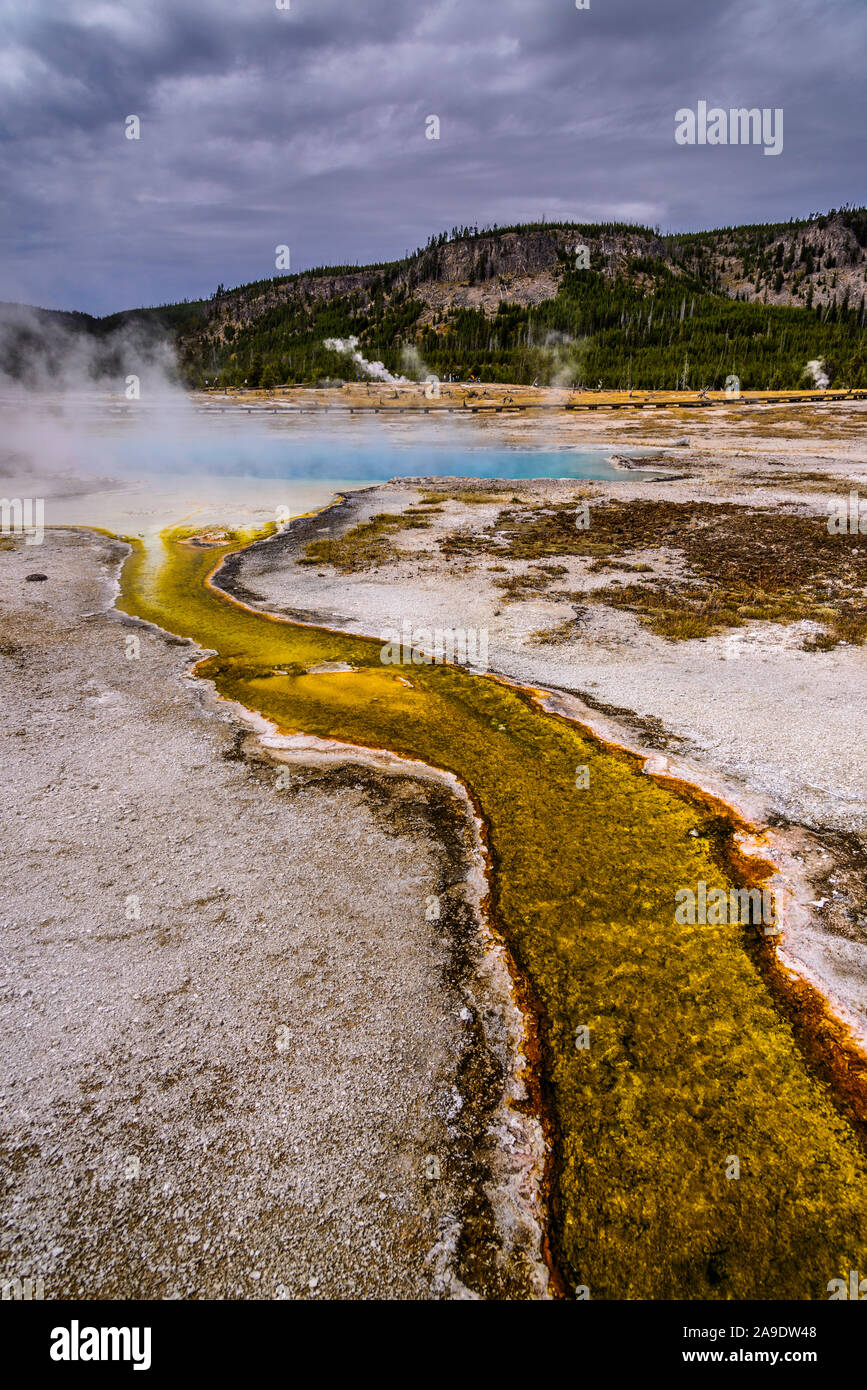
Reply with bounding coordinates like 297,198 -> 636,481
111,429 -> 657,482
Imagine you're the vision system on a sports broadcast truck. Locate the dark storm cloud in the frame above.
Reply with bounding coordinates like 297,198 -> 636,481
0,0 -> 863,314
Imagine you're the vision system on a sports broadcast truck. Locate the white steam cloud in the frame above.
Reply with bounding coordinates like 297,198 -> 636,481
399,343 -> 430,381
0,303 -> 194,490
804,358 -> 830,389
0,303 -> 182,399
323,335 -> 408,383
541,331 -> 590,389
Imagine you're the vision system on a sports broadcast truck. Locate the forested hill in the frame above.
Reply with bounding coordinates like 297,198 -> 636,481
4,208 -> 867,390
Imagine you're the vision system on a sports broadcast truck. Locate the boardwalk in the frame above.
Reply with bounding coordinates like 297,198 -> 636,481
191,387 -> 867,416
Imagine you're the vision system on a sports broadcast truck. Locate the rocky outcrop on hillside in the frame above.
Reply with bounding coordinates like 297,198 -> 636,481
206,212 -> 867,339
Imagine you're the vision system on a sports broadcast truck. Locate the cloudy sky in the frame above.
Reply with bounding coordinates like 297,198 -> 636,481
1,0 -> 863,316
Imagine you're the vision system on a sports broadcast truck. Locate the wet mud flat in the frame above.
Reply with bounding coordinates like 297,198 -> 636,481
0,528 -> 546,1299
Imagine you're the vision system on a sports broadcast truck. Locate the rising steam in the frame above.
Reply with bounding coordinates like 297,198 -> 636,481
323,336 -> 408,383
0,302 -> 182,398
804,358 -> 830,389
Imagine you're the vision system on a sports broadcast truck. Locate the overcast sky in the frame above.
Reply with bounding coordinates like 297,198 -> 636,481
1,0 -> 864,316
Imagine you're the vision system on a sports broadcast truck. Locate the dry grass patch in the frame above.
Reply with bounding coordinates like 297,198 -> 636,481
299,510 -> 431,572
438,497 -> 866,646
750,472 -> 864,493
420,489 -> 515,506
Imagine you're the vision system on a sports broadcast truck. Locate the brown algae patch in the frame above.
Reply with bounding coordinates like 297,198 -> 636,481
298,508 -> 433,571
117,525 -> 867,1299
431,496 -> 867,647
